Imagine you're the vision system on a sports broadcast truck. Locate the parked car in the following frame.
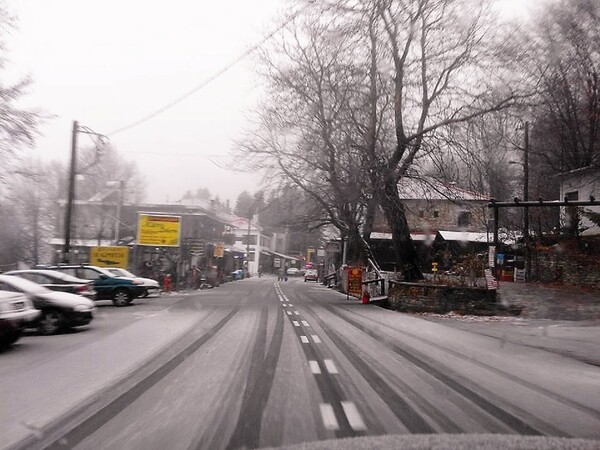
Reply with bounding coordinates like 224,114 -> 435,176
304,269 -> 319,282
286,267 -> 300,276
4,269 -> 96,300
0,274 -> 95,335
106,268 -> 160,297
0,291 -> 40,347
45,265 -> 146,307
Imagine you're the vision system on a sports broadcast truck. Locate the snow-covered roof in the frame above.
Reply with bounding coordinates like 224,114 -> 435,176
398,177 -> 488,201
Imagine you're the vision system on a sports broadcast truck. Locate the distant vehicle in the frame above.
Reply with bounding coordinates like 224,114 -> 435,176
286,267 -> 300,276
106,268 -> 160,298
304,269 -> 319,282
0,291 -> 40,347
45,265 -> 145,307
231,269 -> 244,280
4,269 -> 96,300
0,274 -> 95,335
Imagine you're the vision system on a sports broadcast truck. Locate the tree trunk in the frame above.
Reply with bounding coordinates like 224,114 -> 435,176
379,178 -> 423,281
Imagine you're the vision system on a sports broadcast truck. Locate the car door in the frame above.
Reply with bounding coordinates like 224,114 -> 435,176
78,268 -> 112,299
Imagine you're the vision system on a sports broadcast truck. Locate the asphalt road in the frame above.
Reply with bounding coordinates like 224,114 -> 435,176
5,277 -> 600,449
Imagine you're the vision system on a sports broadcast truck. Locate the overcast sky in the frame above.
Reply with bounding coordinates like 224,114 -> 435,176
4,0 -> 534,205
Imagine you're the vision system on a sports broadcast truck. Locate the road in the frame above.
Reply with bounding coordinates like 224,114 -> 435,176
4,276 -> 600,449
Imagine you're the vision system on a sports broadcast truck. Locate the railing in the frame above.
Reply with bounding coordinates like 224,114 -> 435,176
323,272 -> 338,288
362,277 -> 386,299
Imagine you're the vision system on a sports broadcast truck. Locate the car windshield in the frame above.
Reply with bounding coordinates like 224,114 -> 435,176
1,1 -> 599,449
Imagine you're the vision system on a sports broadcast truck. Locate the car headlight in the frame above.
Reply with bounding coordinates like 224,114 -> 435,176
133,279 -> 144,285
73,304 -> 93,312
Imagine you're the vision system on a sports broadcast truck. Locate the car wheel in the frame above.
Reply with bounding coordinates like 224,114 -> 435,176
39,310 -> 64,335
1,330 -> 22,347
112,289 -> 131,307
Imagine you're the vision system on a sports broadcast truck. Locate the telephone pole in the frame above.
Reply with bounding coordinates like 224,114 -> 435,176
524,121 -> 530,280
62,120 -> 78,263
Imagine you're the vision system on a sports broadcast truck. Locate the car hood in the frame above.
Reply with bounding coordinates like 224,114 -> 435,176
31,290 -> 95,309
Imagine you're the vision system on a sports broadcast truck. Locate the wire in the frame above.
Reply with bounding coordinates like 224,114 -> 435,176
108,3 -> 312,137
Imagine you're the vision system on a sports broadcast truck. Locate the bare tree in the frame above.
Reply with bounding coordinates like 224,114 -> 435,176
528,0 -> 599,172
0,5 -> 42,181
238,12 -> 373,264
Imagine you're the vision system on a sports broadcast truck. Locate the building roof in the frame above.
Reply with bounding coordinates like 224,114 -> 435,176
398,177 -> 488,201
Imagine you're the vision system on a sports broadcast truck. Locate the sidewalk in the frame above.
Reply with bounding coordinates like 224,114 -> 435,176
418,282 -> 600,366
0,310 -> 203,450
497,281 -> 600,322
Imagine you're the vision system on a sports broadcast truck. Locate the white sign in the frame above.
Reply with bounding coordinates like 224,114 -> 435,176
488,245 -> 496,267
274,258 -> 281,268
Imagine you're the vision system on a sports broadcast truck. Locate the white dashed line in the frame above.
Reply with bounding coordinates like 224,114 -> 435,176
286,311 -> 292,316
292,321 -> 300,327
294,311 -> 300,315
309,360 -> 322,374
341,402 -> 367,431
300,335 -> 309,344
301,320 -> 310,327
324,359 -> 339,374
311,335 -> 322,343
319,403 -> 339,430
288,304 -> 293,307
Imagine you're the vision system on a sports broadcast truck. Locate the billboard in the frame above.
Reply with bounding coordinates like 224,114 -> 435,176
137,214 -> 181,247
90,246 -> 129,268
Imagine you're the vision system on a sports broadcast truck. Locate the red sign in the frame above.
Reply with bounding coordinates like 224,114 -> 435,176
347,267 -> 363,297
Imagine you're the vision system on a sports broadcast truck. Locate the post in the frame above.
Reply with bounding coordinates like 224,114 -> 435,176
114,180 -> 124,243
63,120 -> 78,263
246,210 -> 252,276
523,121 -> 530,281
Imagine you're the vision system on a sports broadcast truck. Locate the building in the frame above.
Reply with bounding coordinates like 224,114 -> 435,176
369,178 -> 491,271
559,165 -> 600,236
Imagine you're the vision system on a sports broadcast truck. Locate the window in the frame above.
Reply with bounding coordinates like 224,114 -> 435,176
458,211 -> 472,227
433,211 -> 439,218
80,268 -> 102,280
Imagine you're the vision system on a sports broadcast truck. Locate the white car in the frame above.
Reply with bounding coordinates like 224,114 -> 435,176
0,291 -> 40,346
107,268 -> 160,297
286,267 -> 300,276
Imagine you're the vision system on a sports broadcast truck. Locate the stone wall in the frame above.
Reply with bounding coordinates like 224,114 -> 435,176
388,281 -> 502,315
531,236 -> 600,287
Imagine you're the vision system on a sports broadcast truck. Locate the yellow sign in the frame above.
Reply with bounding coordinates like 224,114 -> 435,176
214,242 -> 225,258
90,246 -> 129,268
137,214 -> 181,247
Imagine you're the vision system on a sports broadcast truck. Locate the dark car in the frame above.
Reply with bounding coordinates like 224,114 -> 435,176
0,274 -> 95,335
0,291 -> 40,347
106,268 -> 160,297
4,269 -> 96,300
45,265 -> 146,307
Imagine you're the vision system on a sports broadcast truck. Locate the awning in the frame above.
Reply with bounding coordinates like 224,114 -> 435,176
370,232 -> 436,242
270,251 -> 300,261
49,238 -> 114,247
437,231 -> 492,243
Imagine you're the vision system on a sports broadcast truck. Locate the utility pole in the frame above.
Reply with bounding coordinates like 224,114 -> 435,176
524,121 -> 530,281
63,120 -> 78,263
246,208 -> 253,276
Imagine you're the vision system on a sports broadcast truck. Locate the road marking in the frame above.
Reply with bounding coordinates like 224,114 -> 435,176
289,303 -> 294,307
311,335 -> 321,343
324,359 -> 339,374
341,401 -> 367,431
292,321 -> 300,327
309,360 -> 322,374
319,403 -> 339,430
282,303 -> 287,307
294,311 -> 300,315
286,311 -> 292,316
301,320 -> 310,327
300,335 -> 309,344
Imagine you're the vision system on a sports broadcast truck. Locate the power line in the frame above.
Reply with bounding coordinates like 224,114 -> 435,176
108,3 -> 312,137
